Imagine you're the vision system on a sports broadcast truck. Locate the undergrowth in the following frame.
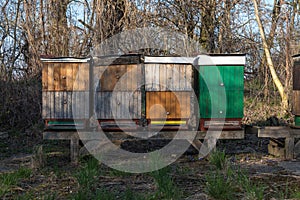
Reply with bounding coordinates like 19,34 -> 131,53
206,149 -> 266,200
0,167 -> 32,198
150,166 -> 182,200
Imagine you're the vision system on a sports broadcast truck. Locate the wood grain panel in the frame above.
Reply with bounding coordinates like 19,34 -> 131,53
146,91 -> 191,119
145,64 -> 193,91
66,64 -> 74,90
53,63 -> 61,91
96,64 -> 141,92
42,63 -> 48,90
100,65 -> 127,91
47,63 -> 54,91
73,63 -> 89,91
293,61 -> 300,90
292,90 -> 300,115
42,62 -> 89,91
42,91 -> 89,119
95,91 -> 142,119
60,64 -> 67,90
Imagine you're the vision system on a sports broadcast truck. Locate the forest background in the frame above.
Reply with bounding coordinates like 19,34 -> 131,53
0,0 -> 299,131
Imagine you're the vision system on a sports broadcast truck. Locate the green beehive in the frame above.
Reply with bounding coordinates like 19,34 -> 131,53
292,54 -> 300,127
196,54 -> 245,130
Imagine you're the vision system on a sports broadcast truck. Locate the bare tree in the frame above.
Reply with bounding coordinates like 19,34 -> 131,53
253,0 -> 288,110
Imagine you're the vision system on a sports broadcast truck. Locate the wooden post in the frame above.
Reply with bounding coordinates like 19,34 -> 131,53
285,137 -> 295,160
191,139 -> 202,151
70,138 -> 79,164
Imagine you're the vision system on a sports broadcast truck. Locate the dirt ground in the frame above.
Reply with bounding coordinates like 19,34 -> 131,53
0,130 -> 300,199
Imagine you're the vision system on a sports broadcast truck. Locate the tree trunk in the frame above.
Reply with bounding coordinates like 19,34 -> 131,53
253,0 -> 288,110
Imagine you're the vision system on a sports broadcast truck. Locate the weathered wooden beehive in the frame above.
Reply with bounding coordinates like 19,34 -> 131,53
93,55 -> 195,130
93,55 -> 143,130
293,54 -> 300,127
144,56 -> 195,129
196,54 -> 245,131
41,57 -> 91,129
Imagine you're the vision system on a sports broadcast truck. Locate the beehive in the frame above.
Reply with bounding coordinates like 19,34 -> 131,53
41,57 -> 91,129
196,54 -> 245,131
93,55 -> 143,130
292,54 -> 300,127
93,55 -> 195,130
144,56 -> 195,128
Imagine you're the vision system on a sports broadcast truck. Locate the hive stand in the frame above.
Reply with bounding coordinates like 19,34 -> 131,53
258,127 -> 300,159
43,130 -> 244,164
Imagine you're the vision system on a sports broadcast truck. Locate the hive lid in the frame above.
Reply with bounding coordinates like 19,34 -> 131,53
196,54 -> 246,66
144,56 -> 195,64
40,57 -> 91,63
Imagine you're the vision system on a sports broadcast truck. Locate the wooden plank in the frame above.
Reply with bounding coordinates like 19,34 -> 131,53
72,63 -> 79,90
73,63 -> 89,91
54,92 -> 61,118
172,92 -> 180,118
94,66 -> 107,92
67,92 -> 72,118
43,130 -> 244,141
185,64 -> 193,89
43,131 -> 78,140
42,63 -> 48,90
42,91 -> 89,119
145,64 -> 152,90
145,64 -> 193,91
126,65 -> 133,91
177,92 -> 189,118
53,63 -> 61,91
101,65 -> 126,91
66,64 -> 74,91
47,63 -> 54,91
42,92 -> 49,118
96,91 -> 142,119
285,137 -> 295,160
98,64 -> 141,92
70,138 -> 79,164
146,92 -> 164,119
293,61 -> 300,90
173,64 -> 180,89
159,64 -> 166,90
258,127 -> 291,138
292,91 -> 300,115
154,64 -> 160,90
61,64 -> 67,90
146,91 -> 191,119
257,127 -> 300,138
191,139 -> 202,151
42,62 -> 89,92
63,92 -> 67,118
295,141 -> 300,158
145,64 -> 160,91
95,130 -> 243,140
72,92 -> 90,119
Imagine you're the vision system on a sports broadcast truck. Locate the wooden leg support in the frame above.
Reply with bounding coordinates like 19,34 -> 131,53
191,138 -> 217,159
191,139 -> 202,152
70,138 -> 79,164
285,137 -> 295,160
258,127 -> 300,160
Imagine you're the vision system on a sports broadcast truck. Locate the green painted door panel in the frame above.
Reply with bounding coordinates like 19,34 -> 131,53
199,65 -> 244,119
221,66 -> 244,90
